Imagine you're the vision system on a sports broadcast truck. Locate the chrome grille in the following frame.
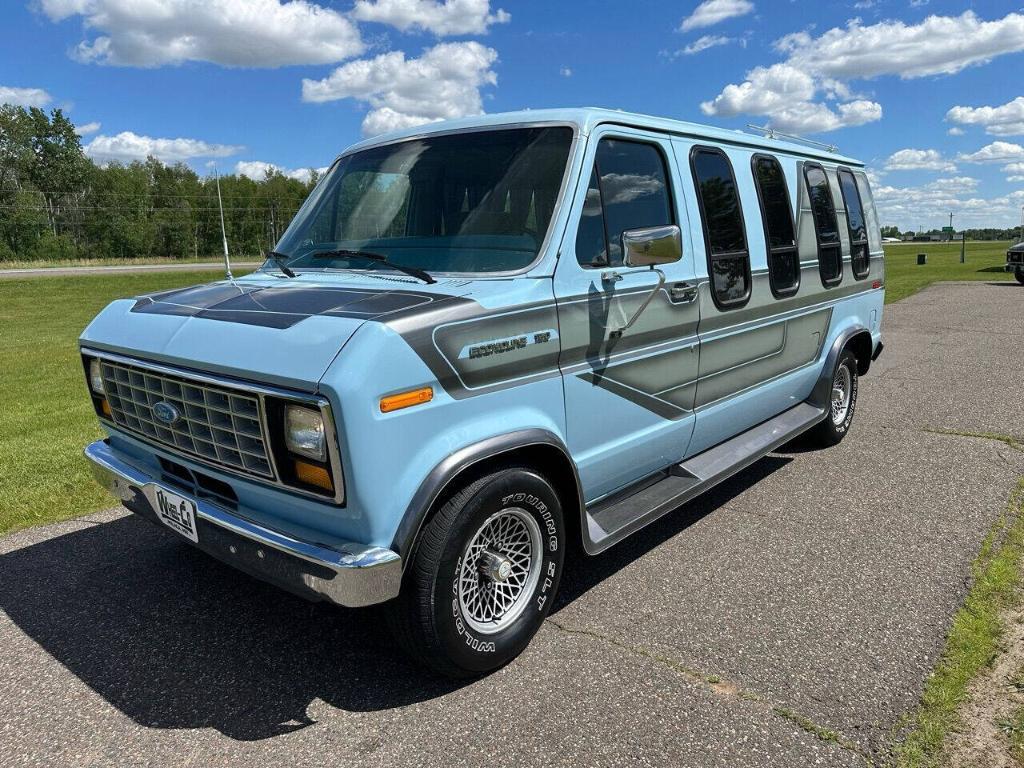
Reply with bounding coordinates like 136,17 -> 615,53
99,359 -> 274,479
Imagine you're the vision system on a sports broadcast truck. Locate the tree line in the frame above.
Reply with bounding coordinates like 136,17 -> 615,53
880,225 -> 1021,241
0,105 -> 320,262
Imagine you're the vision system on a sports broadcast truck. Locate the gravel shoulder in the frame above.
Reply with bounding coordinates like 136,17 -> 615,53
1,281 -> 1022,767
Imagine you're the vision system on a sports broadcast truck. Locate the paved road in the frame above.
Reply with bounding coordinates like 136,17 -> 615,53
2,281 -> 1023,767
0,262 -> 258,279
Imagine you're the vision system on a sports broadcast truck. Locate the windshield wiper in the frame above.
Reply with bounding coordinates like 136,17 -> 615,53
264,250 -> 296,278
310,248 -> 436,285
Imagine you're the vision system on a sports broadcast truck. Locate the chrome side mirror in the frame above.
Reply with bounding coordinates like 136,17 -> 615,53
622,224 -> 682,268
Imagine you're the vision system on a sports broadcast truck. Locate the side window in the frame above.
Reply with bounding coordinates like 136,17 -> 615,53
751,154 -> 799,298
803,163 -> 842,287
575,168 -> 608,267
574,138 -> 674,268
690,146 -> 751,309
838,168 -> 870,279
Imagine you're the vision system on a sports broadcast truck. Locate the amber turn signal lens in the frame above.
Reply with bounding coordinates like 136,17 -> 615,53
100,399 -> 112,417
294,460 -> 333,492
380,386 -> 433,413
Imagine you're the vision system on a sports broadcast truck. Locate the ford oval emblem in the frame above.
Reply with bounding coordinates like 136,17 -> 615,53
153,401 -> 181,426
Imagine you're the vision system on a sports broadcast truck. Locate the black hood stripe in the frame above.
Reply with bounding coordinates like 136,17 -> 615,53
131,282 -> 459,329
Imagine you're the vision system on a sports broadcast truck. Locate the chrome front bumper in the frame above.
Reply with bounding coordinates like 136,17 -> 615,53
84,440 -> 402,607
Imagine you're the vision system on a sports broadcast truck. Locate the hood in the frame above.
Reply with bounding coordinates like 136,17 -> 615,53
79,274 -> 471,392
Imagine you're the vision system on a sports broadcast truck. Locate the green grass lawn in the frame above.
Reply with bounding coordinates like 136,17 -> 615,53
0,244 -> 1018,535
0,269 -> 250,534
882,240 -> 1015,303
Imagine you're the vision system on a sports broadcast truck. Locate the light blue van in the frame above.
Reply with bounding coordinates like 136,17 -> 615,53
81,108 -> 885,676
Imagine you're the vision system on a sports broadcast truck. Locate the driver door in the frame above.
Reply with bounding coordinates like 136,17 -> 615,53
555,128 -> 701,502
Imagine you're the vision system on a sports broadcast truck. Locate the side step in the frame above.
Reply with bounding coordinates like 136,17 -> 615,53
584,402 -> 826,554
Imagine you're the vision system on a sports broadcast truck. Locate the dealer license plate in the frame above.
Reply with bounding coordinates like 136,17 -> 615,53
145,485 -> 199,543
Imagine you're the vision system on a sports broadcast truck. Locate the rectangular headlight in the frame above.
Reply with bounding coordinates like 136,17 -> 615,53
284,405 -> 326,462
88,358 -> 105,394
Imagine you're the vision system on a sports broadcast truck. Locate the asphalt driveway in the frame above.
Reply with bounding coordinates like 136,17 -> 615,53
2,281 -> 1022,767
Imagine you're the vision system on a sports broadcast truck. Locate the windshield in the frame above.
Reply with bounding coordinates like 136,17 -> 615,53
273,126 -> 574,275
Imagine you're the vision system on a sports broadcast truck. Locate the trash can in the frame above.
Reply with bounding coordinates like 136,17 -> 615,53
917,253 -> 927,265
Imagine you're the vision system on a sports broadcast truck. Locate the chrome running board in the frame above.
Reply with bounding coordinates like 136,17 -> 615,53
583,402 -> 826,554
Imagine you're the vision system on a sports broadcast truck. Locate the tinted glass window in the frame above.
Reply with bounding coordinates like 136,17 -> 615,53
575,139 -> 674,268
711,257 -> 749,304
691,149 -> 746,255
753,157 -> 795,249
752,155 -> 799,297
803,163 -> 842,286
839,168 -> 870,279
691,147 -> 751,308
276,127 -> 572,274
575,168 -> 608,267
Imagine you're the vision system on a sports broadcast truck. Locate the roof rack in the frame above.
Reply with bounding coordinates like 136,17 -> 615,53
746,124 -> 839,154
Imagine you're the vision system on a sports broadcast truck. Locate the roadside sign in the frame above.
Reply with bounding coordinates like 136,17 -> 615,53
942,226 -> 955,233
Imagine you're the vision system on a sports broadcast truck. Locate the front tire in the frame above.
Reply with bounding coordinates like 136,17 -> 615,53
1015,267 -> 1024,285
808,348 -> 859,447
387,467 -> 565,677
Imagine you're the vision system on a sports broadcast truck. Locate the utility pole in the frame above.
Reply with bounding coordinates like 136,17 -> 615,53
214,167 -> 233,280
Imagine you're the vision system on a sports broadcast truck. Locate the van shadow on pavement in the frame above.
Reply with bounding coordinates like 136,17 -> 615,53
0,456 -> 790,742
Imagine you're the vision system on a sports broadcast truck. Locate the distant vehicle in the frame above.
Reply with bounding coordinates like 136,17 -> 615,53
80,108 -> 885,676
1007,242 -> 1024,284
882,237 -> 901,243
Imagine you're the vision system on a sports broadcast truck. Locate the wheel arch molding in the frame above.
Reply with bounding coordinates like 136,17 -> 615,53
808,324 -> 872,411
390,429 -> 585,570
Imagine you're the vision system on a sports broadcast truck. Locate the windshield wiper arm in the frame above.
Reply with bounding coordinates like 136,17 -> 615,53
310,249 -> 436,285
263,250 -> 296,278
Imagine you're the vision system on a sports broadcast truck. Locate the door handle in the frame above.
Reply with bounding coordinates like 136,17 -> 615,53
670,282 -> 698,303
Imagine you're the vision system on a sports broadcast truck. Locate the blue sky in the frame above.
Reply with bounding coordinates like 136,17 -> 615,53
2,0 -> 1024,230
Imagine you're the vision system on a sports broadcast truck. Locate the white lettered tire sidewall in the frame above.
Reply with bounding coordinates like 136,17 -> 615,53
433,470 -> 564,674
834,352 -> 858,436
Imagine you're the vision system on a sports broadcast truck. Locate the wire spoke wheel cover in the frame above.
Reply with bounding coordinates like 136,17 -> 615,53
831,363 -> 852,425
458,507 -> 543,634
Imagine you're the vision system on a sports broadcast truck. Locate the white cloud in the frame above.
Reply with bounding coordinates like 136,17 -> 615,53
958,141 -> 1024,164
76,121 -> 101,135
947,97 -> 1024,137
1002,162 -> 1024,174
0,85 -> 53,108
683,34 -> 732,55
1008,175 -> 1024,182
680,0 -> 754,32
85,131 -> 243,163
700,63 -> 882,132
302,41 -> 498,137
37,0 -> 364,67
947,126 -> 965,136
560,66 -> 573,77
352,0 -> 509,36
775,11 -> 1024,79
703,11 -> 1024,133
872,176 -> 1024,229
235,160 -> 329,183
883,148 -> 957,172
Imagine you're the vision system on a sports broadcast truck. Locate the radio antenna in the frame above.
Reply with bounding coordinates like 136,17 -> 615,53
213,166 -> 234,280
746,124 -> 839,154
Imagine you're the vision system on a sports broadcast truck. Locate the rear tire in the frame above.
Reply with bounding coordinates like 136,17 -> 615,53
808,348 -> 859,447
387,466 -> 565,677
1015,267 -> 1024,285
